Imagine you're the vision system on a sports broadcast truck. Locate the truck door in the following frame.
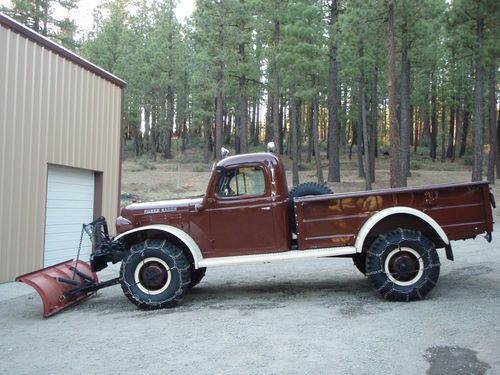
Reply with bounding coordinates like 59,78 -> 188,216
207,165 -> 278,257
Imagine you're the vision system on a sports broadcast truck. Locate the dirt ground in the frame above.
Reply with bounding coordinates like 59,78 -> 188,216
0,153 -> 499,374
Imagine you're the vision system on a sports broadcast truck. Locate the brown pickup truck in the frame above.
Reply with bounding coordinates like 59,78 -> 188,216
17,150 -> 496,317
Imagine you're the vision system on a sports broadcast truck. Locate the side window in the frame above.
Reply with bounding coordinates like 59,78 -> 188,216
217,167 -> 266,197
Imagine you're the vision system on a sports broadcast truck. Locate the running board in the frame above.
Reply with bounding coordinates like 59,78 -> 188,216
198,247 -> 357,268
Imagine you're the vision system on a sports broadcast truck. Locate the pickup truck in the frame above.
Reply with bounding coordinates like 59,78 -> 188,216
17,149 -> 496,316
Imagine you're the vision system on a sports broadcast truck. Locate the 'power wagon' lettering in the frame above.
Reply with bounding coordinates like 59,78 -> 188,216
144,207 -> 176,214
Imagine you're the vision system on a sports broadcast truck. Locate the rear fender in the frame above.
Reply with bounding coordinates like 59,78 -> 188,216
115,225 -> 203,268
354,206 -> 450,252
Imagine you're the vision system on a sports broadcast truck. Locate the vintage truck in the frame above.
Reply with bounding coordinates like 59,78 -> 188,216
17,148 -> 495,317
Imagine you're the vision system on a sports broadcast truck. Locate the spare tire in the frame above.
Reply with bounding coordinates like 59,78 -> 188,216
288,182 -> 333,233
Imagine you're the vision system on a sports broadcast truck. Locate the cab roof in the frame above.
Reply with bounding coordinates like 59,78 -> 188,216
216,152 -> 280,168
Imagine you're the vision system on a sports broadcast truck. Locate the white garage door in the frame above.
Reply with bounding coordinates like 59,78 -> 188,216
44,165 -> 94,266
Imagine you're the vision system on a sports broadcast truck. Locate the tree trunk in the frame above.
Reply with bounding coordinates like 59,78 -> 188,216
430,72 -> 437,161
487,60 -> 497,182
360,68 -> 371,190
369,67 -> 377,181
357,76 -> 365,179
164,84 -> 174,159
237,0 -> 248,154
307,104 -> 313,163
238,75 -> 248,154
290,86 -> 300,186
459,109 -> 470,157
215,69 -> 223,160
414,109 -> 419,153
327,0 -> 340,182
254,101 -> 260,146
297,99 -> 303,164
422,81 -> 430,158
454,101 -> 462,161
203,116 -> 211,164
133,110 -> 141,157
280,95 -> 286,153
446,107 -> 455,160
497,107 -> 500,177
272,0 -> 281,154
265,93 -> 273,144
400,16 -> 411,183
341,87 -> 347,149
312,89 -> 324,183
441,106 -> 446,162
472,17 -> 484,181
250,101 -> 256,146
387,0 -> 403,187
151,105 -> 157,161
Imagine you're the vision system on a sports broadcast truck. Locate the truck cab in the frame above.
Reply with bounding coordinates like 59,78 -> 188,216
200,153 -> 291,256
117,152 -> 292,258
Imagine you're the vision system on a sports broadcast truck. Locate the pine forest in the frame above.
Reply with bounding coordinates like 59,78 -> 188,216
2,0 -> 499,188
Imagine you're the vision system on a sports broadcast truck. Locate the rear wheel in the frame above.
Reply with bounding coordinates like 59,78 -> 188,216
120,240 -> 191,309
365,228 -> 440,301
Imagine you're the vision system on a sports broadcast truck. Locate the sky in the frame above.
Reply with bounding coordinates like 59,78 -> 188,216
0,0 -> 196,33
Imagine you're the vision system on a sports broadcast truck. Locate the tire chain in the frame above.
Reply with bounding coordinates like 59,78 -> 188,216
365,228 -> 441,301
121,239 -> 191,309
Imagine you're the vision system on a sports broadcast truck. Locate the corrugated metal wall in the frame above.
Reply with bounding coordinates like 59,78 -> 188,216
0,23 -> 123,281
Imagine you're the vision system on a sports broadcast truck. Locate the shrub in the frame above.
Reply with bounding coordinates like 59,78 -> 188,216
137,156 -> 156,170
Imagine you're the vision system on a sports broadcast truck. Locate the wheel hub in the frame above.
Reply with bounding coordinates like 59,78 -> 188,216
384,247 -> 424,286
134,257 -> 172,295
389,253 -> 419,282
140,262 -> 168,290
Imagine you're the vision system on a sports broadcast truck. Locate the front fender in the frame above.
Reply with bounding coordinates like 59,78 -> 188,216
115,224 -> 204,269
354,206 -> 450,252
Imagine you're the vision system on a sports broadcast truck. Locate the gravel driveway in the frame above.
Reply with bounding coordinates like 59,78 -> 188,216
0,223 -> 498,375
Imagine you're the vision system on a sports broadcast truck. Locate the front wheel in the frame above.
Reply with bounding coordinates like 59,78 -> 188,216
365,228 -> 440,301
120,240 -> 191,309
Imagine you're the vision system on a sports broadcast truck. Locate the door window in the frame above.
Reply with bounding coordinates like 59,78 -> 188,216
217,167 -> 265,197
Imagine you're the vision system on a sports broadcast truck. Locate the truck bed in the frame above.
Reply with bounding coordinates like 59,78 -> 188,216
294,181 -> 494,250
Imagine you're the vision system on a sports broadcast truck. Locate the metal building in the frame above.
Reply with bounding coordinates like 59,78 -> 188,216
0,13 -> 125,282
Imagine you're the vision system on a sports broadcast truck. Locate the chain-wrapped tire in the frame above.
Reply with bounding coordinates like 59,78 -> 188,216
366,228 -> 440,301
120,239 -> 191,309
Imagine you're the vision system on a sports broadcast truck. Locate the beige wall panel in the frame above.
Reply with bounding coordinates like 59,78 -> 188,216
0,24 -> 123,281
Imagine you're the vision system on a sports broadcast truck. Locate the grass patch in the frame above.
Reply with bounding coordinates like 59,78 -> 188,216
192,163 -> 210,172
137,156 -> 157,170
175,148 -> 205,163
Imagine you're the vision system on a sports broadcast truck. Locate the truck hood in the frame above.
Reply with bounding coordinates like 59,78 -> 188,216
118,197 -> 203,232
121,197 -> 203,217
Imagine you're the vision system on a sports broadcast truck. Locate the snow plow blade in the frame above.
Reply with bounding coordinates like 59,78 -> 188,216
16,260 -> 99,318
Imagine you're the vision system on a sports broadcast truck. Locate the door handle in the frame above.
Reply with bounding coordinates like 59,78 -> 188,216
260,206 -> 271,211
